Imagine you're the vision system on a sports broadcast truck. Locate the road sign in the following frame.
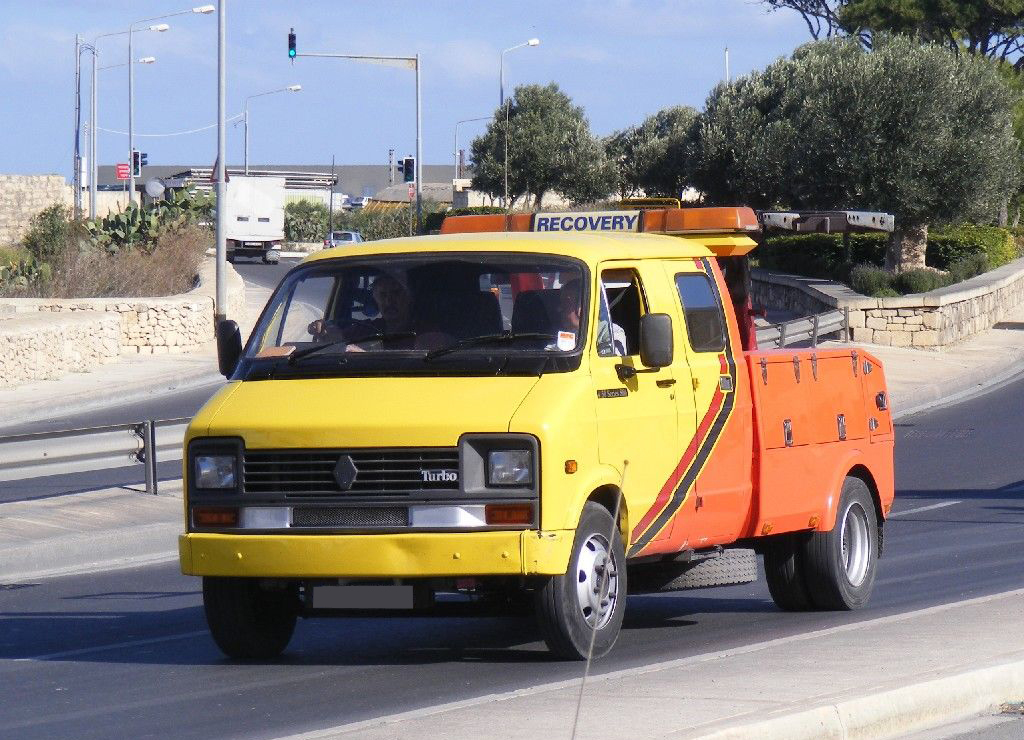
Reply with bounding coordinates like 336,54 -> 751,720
408,183 -> 415,201
115,163 -> 131,180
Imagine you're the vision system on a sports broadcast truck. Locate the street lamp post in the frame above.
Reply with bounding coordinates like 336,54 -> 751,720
453,116 -> 489,182
499,38 -> 539,107
128,5 -> 215,207
499,39 -> 539,209
243,84 -> 301,175
292,49 -> 423,230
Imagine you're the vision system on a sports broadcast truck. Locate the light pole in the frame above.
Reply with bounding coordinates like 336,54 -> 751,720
85,28 -> 157,219
453,116 -> 489,182
499,38 -> 539,107
128,5 -> 215,206
243,85 -> 301,175
499,38 -> 539,209
292,47 -> 423,230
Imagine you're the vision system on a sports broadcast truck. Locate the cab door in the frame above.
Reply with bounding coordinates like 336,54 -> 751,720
589,263 -> 688,555
663,259 -> 752,547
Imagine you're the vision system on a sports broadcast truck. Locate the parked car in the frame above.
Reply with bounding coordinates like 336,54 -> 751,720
348,196 -> 371,209
323,230 -> 364,248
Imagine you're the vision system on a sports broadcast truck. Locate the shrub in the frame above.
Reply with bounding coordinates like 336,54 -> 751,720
894,268 -> 950,295
22,203 -> 74,262
5,225 -> 210,299
947,253 -> 989,283
759,233 -> 887,280
849,264 -> 895,296
284,200 -> 329,242
927,225 -> 1015,270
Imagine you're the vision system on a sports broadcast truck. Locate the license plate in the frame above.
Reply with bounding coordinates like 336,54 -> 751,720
243,241 -> 263,246
310,584 -> 415,610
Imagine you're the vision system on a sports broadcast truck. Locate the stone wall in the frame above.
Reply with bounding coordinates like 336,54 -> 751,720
0,259 -> 245,388
0,175 -> 73,246
0,312 -> 121,389
752,258 -> 1024,349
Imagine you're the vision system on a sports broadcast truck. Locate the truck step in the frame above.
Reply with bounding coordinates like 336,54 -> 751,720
628,548 -> 758,593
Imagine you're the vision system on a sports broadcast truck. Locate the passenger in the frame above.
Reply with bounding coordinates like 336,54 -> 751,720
550,278 -> 626,354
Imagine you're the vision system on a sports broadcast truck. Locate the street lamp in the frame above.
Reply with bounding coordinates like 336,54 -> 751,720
499,38 -> 539,209
128,6 -> 215,205
243,84 -> 302,175
453,116 -> 489,182
499,38 -> 539,106
85,26 -> 167,219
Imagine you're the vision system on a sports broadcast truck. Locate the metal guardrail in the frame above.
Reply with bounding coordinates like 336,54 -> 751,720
0,417 -> 189,494
756,308 -> 850,349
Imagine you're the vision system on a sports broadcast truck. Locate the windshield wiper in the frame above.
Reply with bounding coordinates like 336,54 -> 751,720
424,331 -> 554,361
287,331 -> 417,364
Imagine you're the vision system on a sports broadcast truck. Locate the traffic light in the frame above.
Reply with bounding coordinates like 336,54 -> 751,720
132,150 -> 141,178
402,156 -> 415,183
288,28 -> 296,59
140,152 -> 149,167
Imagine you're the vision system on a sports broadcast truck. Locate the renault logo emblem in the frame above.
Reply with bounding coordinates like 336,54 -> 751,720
333,455 -> 358,490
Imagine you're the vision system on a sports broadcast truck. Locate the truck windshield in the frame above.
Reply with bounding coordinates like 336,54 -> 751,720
243,253 -> 587,377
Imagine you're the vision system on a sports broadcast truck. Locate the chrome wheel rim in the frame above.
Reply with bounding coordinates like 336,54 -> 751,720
840,501 -> 871,587
574,532 -> 619,630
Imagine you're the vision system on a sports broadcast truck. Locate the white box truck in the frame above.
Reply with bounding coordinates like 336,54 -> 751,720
224,176 -> 286,264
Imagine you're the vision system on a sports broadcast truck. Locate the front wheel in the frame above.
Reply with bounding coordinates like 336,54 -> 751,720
203,577 -> 298,660
534,502 -> 627,660
801,476 -> 879,610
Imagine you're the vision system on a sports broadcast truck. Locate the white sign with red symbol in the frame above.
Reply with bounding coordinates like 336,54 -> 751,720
115,163 -> 131,180
407,184 -> 415,201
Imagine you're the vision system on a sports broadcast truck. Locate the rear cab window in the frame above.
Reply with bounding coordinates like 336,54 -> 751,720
674,273 -> 726,353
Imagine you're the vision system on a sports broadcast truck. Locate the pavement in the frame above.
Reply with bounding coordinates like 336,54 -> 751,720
2,293 -> 1024,739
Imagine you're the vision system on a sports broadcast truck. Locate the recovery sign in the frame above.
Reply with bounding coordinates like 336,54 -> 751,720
533,210 -> 640,233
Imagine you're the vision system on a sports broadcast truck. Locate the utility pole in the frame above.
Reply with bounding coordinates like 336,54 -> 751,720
329,155 -> 336,232
215,1 -> 227,324
73,34 -> 82,219
725,47 -> 730,84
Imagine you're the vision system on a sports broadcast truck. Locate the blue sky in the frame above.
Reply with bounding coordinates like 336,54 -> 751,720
0,1 -> 810,177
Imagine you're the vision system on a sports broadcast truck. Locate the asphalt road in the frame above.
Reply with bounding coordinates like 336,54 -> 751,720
1,372 -> 1023,739
0,259 -> 297,503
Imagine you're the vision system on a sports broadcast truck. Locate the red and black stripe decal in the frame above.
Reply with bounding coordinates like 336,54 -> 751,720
627,258 -> 738,556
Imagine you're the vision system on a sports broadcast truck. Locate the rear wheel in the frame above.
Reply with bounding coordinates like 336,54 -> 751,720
801,477 -> 879,610
764,535 -> 813,611
535,503 -> 626,660
203,577 -> 298,659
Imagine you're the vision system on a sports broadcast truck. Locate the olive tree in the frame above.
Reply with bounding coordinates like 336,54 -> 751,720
470,83 -> 615,208
605,106 -> 697,198
689,36 -> 1020,272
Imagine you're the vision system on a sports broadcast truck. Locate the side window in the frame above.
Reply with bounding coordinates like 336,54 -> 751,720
675,273 -> 726,353
279,275 -> 338,344
598,269 -> 644,357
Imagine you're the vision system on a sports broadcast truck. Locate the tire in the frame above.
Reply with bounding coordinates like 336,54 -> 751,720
801,476 -> 879,610
629,548 -> 757,593
535,502 -> 627,660
202,577 -> 298,659
764,535 -> 813,611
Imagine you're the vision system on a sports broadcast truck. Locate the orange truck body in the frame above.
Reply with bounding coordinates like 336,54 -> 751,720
441,208 -> 895,552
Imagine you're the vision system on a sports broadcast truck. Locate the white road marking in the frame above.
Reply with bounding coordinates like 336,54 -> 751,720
889,501 -> 961,518
10,629 -> 207,663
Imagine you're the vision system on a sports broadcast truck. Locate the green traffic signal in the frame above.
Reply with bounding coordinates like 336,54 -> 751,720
288,28 -> 296,59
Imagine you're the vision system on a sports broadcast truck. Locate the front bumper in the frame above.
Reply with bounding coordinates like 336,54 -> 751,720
179,529 -> 574,578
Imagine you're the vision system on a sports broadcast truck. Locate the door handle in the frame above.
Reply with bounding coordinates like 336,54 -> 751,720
656,378 -> 676,388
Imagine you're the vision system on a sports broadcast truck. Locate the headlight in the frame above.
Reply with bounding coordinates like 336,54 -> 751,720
194,455 -> 237,489
488,449 -> 533,486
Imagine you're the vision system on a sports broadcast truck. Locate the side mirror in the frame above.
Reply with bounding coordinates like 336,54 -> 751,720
216,319 -> 242,378
639,313 -> 673,369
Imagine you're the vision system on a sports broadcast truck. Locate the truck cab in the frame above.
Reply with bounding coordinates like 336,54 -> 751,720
182,207 -> 894,660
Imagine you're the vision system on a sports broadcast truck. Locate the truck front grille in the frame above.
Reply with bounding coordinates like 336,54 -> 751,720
243,448 -> 459,497
291,506 -> 409,528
